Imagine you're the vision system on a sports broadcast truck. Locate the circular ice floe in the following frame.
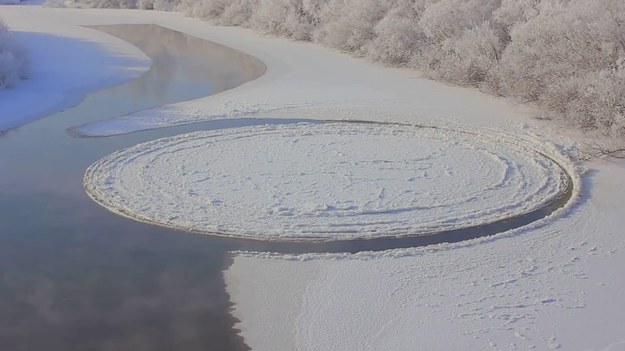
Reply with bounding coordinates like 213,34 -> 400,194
84,122 -> 571,242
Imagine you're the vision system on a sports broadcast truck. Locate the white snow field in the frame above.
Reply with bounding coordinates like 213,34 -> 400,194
0,9 -> 149,133
84,122 -> 572,241
2,5 -> 625,351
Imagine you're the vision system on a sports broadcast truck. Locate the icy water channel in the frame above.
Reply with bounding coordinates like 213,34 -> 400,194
0,24 -> 265,351
0,24 -> 574,351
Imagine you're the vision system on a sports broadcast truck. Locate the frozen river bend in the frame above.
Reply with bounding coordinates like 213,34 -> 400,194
84,121 -> 574,242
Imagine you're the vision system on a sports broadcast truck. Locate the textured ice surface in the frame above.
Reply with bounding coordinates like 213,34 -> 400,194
84,122 -> 569,241
4,7 -> 622,350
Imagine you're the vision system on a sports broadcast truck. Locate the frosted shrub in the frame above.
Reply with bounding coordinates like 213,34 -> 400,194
83,0 -> 137,8
498,0 -> 624,136
153,0 -> 178,11
250,0 -> 316,40
314,0 -> 390,53
419,0 -> 500,42
180,0 -> 228,20
249,0 -> 290,35
219,0 -> 256,26
494,0 -> 540,38
588,0 -> 625,58
418,0 -> 506,86
137,0 -> 152,9
0,52 -> 20,87
501,1 -> 618,101
0,19 -> 29,88
500,0 -> 625,136
541,59 -> 625,135
38,0 -> 625,138
283,0 -> 327,40
366,0 -> 429,65
431,22 -> 503,86
137,0 -> 177,11
44,0 -> 78,7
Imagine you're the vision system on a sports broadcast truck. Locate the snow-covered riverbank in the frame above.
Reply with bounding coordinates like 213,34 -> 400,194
2,6 -> 625,350
0,8 -> 149,133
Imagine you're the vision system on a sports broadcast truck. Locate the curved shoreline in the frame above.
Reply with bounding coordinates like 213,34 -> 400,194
0,21 -> 151,135
67,23 -> 267,138
0,13 -> 269,351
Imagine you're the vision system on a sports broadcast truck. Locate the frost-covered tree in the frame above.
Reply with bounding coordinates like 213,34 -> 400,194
83,0 -> 138,8
313,0 -> 391,53
179,0 -> 228,20
432,21 -> 503,86
0,19 -> 29,88
219,0 -> 257,26
419,0 -> 501,42
366,0 -> 430,65
497,0 -> 625,135
589,0 -> 625,56
416,0 -> 506,85
501,2 -> 605,100
40,0 -> 625,137
493,0 -> 540,39
250,0 -> 325,40
508,1 -> 620,97
542,61 -> 625,134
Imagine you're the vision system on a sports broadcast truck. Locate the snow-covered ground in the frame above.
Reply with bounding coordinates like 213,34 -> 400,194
3,6 -> 625,351
0,8 -> 149,134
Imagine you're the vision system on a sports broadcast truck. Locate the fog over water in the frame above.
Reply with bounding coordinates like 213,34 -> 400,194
0,24 -> 264,351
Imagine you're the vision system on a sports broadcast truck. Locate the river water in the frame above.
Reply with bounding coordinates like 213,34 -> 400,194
0,23 -> 575,351
0,24 -> 265,351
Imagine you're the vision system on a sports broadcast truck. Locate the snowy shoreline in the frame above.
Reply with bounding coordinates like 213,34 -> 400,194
46,0 -> 625,140
2,6 -> 624,350
0,10 -> 150,134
